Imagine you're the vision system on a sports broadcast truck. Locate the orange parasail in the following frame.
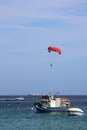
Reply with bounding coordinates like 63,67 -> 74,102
48,46 -> 62,54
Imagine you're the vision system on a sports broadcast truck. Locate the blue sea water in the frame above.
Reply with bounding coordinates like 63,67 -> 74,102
0,95 -> 87,130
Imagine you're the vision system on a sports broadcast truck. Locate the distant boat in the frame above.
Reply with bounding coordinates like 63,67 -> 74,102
34,94 -> 70,113
14,96 -> 24,101
67,108 -> 84,116
0,96 -> 24,101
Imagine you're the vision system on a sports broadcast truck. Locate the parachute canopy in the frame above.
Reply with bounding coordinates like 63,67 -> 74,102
48,46 -> 62,54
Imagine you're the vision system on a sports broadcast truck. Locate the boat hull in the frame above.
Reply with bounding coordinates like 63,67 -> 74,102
35,103 -> 67,113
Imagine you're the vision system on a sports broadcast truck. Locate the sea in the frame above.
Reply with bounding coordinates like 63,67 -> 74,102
0,95 -> 87,130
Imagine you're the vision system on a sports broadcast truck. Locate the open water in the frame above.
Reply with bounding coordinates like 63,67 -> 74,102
0,95 -> 87,130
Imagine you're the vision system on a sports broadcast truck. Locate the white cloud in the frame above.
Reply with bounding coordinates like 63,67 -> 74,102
0,0 -> 87,19
0,0 -> 87,31
0,24 -> 49,31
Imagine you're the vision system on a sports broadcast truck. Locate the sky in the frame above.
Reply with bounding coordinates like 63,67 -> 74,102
0,0 -> 87,95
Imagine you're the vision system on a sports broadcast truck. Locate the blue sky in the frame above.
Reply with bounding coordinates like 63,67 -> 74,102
0,0 -> 87,95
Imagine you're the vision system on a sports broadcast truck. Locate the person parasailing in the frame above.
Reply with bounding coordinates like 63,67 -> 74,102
48,46 -> 62,66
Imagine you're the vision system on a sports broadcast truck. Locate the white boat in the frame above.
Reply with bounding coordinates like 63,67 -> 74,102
14,96 -> 24,101
34,94 -> 71,113
67,108 -> 84,116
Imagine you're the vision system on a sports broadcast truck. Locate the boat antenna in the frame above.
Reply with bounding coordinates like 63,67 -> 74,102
49,92 -> 51,96
54,91 -> 60,96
